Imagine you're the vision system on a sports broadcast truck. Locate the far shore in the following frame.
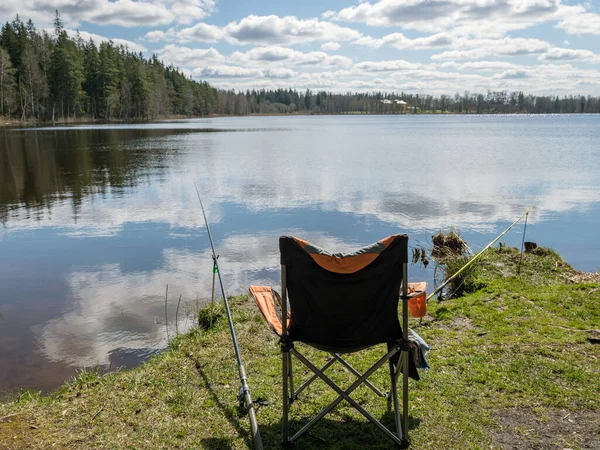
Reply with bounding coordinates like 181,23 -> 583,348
3,110 -> 596,128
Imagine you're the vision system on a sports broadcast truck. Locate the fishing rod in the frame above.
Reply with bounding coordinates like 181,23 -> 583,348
193,181 -> 263,450
427,199 -> 541,302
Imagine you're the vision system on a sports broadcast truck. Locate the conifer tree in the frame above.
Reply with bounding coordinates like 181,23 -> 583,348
0,47 -> 16,116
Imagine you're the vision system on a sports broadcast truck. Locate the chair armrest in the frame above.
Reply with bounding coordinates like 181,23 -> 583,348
249,286 -> 290,336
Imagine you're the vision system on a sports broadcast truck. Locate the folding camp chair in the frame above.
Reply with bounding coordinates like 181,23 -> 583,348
249,234 -> 423,448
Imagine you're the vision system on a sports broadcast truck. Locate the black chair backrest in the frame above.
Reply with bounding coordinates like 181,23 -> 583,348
279,235 -> 408,352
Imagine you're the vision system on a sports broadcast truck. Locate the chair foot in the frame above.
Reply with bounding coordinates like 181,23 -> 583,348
395,438 -> 410,449
282,440 -> 296,448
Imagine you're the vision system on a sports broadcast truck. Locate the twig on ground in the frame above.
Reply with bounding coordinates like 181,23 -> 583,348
547,325 -> 596,332
0,413 -> 22,422
91,407 -> 104,421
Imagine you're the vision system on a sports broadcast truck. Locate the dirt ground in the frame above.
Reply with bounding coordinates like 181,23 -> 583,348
493,408 -> 600,449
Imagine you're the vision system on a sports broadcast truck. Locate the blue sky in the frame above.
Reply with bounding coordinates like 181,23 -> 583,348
2,0 -> 600,94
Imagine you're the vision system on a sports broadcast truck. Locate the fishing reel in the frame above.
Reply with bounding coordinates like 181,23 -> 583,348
238,386 -> 269,413
238,386 -> 246,411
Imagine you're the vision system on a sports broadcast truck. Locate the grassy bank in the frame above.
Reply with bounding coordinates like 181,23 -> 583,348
1,247 -> 599,449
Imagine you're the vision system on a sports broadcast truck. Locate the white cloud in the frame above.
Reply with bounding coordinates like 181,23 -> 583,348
539,47 -> 597,62
557,10 -> 600,35
230,46 -> 352,68
168,0 -> 216,23
535,63 -> 600,79
178,22 -> 224,42
354,59 -> 423,72
146,14 -> 363,45
354,32 -> 453,49
431,37 -> 550,60
321,41 -> 341,51
155,44 -> 224,67
492,69 -> 532,79
440,61 -> 524,71
144,23 -> 223,43
145,30 -> 167,43
223,15 -> 362,45
192,65 -> 296,79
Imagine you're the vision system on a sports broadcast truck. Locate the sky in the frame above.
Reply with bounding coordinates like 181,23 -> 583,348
2,0 -> 600,95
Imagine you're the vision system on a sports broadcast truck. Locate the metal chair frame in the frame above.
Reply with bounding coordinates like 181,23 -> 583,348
280,263 -> 410,448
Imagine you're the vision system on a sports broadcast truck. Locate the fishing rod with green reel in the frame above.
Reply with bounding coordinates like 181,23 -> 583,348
194,182 -> 263,450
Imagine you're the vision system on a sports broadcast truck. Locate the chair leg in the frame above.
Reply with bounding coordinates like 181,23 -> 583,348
282,346 -> 290,445
402,349 -> 410,443
393,351 -> 410,447
389,358 -> 403,442
288,353 -> 295,403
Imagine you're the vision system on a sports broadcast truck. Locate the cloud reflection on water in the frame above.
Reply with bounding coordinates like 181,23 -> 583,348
36,232 -> 362,368
3,144 -> 599,238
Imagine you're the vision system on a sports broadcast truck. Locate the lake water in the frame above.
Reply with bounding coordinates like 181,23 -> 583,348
1,115 -> 599,394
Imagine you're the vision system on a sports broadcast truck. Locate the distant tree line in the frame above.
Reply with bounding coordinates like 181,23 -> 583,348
218,89 -> 600,116
2,13 -> 600,122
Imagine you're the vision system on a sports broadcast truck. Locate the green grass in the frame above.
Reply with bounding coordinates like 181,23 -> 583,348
1,248 -> 599,449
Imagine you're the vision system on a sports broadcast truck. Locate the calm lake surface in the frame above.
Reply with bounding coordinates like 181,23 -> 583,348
1,114 -> 599,394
